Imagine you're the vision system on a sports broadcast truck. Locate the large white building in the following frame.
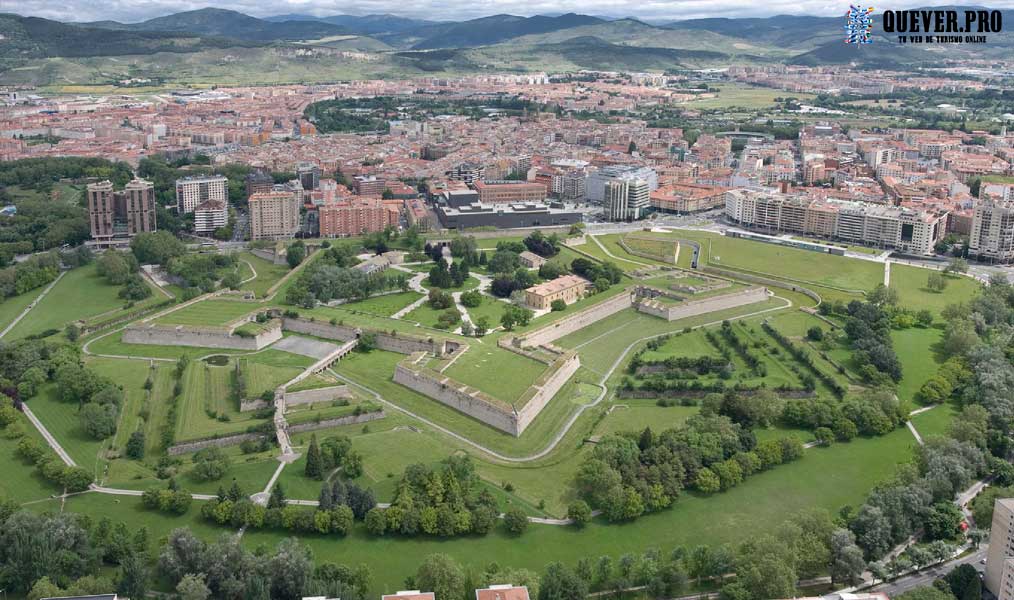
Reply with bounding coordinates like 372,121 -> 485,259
969,197 -> 1014,263
585,165 -> 658,203
724,189 -> 947,255
193,200 -> 228,235
986,498 -> 1014,600
175,175 -> 227,214
604,178 -> 650,221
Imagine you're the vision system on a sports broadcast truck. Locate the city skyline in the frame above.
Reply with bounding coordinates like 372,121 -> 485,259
11,0 -> 1014,25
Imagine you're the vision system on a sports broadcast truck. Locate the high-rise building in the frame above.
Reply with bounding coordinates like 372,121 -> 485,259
969,198 -> 1014,264
175,175 -> 227,214
353,175 -> 386,196
194,200 -> 228,235
87,178 -> 157,247
248,191 -> 300,240
985,498 -> 1014,600
296,162 -> 321,191
603,178 -> 649,221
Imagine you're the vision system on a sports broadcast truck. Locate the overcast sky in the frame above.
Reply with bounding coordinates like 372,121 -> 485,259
11,0 -> 1014,24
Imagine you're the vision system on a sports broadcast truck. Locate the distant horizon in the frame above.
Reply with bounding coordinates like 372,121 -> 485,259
10,1 -> 1014,27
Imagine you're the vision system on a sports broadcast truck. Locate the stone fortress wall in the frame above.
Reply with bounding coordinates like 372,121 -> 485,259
122,322 -> 282,350
518,291 -> 634,347
633,286 -> 770,321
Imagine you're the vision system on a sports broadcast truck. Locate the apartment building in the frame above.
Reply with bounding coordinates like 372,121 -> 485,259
353,175 -> 387,196
472,181 -> 547,204
175,175 -> 227,214
724,189 -> 946,255
87,178 -> 157,248
296,162 -> 321,191
649,184 -> 725,214
318,198 -> 400,237
985,498 -> 1014,600
194,200 -> 228,235
249,191 -> 300,240
969,197 -> 1014,263
245,170 -> 275,197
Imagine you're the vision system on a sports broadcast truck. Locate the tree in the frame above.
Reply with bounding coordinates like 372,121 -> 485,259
695,468 -> 721,493
814,426 -> 835,446
415,554 -> 465,600
117,552 -> 151,600
503,508 -> 528,535
125,430 -> 145,459
924,501 -> 964,540
916,309 -> 935,327
945,258 -> 969,275
267,483 -> 287,509
868,284 -> 899,307
130,231 -> 186,266
79,402 -> 118,439
305,434 -> 323,480
550,299 -> 567,312
474,316 -> 490,337
829,528 -> 866,586
176,573 -> 211,600
191,447 -> 230,482
365,507 -> 387,535
927,272 -> 948,293
28,577 -> 64,600
567,500 -> 592,527
806,326 -> 824,341
538,562 -> 588,600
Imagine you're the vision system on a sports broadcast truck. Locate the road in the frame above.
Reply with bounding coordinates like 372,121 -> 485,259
871,547 -> 987,596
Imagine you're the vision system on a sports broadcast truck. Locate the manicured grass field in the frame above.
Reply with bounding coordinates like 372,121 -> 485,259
0,286 -> 45,334
462,294 -> 509,329
443,338 -> 547,403
598,401 -> 698,436
155,298 -> 261,328
237,252 -> 292,298
403,301 -> 463,330
705,237 -> 884,292
6,264 -> 128,339
889,264 -> 981,317
343,292 -> 424,317
28,384 -> 107,476
421,275 -> 481,292
891,326 -> 945,404
910,402 -> 958,440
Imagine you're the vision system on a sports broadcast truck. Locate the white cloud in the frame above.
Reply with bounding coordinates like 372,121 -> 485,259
10,0 -> 1014,24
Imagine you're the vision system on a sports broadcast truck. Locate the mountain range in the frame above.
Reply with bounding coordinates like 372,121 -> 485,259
2,7 -> 1012,85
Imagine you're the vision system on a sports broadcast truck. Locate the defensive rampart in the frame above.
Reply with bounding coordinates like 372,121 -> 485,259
515,350 -> 581,433
517,291 -> 634,347
281,318 -> 455,356
701,265 -> 823,305
122,322 -> 282,350
634,286 -> 769,321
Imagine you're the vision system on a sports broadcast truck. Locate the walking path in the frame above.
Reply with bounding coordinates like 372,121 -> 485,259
0,270 -> 66,339
884,260 -> 892,287
22,403 -> 76,467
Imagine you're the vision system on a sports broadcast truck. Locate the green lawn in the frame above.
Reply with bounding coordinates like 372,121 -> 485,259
403,301 -> 463,330
442,338 -> 547,403
889,264 -> 981,317
6,264 -> 128,339
891,326 -> 945,405
683,83 -> 815,109
175,360 -> 270,442
0,286 -> 45,334
598,401 -> 699,436
237,252 -> 292,298
342,292 -> 424,317
462,294 -> 509,329
27,384 -> 107,476
421,275 -> 480,292
910,402 -> 958,440
155,298 -> 261,328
